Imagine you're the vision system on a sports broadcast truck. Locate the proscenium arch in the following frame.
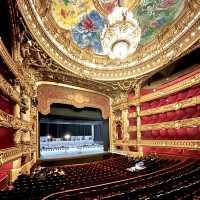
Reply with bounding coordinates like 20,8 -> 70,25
36,82 -> 111,119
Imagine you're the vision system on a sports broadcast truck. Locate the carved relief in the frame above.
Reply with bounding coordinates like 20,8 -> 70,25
14,129 -> 22,144
0,73 -> 20,103
21,130 -> 31,143
0,109 -> 31,130
0,39 -> 34,96
141,140 -> 200,149
37,84 -> 110,119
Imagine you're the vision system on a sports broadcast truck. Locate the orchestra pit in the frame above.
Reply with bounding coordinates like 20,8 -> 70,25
0,0 -> 199,199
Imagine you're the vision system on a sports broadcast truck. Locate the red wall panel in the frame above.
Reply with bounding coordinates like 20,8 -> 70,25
0,127 -> 14,149
0,95 -> 14,114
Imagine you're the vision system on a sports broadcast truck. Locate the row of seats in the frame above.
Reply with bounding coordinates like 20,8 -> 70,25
141,84 -> 200,110
0,155 -> 175,200
141,126 -> 200,140
141,104 -> 200,124
46,159 -> 199,200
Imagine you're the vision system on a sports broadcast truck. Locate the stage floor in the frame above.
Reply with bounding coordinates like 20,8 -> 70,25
40,146 -> 105,160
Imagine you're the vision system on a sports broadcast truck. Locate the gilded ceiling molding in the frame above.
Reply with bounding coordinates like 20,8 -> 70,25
131,117 -> 200,131
138,95 -> 200,117
37,84 -> 110,119
0,109 -> 31,130
0,73 -> 20,103
112,93 -> 129,111
36,81 -> 111,98
0,39 -> 33,96
141,140 -> 200,149
129,70 -> 200,105
0,147 -> 22,165
17,0 -> 200,81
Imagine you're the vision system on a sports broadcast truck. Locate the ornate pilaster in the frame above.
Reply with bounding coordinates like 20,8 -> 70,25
122,108 -> 129,152
13,80 -> 21,118
135,82 -> 142,154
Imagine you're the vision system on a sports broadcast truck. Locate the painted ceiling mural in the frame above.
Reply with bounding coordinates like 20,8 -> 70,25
51,0 -> 185,56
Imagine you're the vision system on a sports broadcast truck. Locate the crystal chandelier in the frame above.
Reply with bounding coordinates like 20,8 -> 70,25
101,7 -> 141,59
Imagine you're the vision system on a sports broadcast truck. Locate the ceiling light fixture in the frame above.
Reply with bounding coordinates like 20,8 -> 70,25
101,6 -> 141,59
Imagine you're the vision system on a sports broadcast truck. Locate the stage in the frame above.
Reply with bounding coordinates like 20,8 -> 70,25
40,145 -> 105,160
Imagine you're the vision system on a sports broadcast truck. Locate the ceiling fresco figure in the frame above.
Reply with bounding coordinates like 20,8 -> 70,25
51,0 -> 94,30
51,0 -> 185,56
132,0 -> 185,43
71,10 -> 106,54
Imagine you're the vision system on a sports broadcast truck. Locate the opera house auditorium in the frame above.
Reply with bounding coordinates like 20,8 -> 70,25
0,0 -> 200,199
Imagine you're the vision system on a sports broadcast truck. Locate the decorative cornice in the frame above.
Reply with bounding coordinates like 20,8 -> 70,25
112,93 -> 129,111
140,95 -> 200,116
0,147 -> 22,165
0,39 -> 34,96
112,102 -> 128,111
0,39 -> 21,80
113,140 -> 200,149
37,84 -> 110,119
112,140 -> 200,155
137,117 -> 200,131
129,70 -> 200,105
0,109 -> 31,130
141,140 -> 200,149
17,0 -> 200,81
0,73 -> 20,103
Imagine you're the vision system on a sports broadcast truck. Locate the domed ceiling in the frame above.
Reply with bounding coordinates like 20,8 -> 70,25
17,0 -> 200,81
51,0 -> 184,50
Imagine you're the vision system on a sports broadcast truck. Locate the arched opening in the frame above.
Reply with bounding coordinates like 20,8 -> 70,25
39,104 -> 109,160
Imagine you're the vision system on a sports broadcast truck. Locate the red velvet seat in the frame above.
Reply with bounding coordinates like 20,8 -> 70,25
167,95 -> 177,104
177,91 -> 187,101
166,111 -> 176,121
175,109 -> 185,120
167,128 -> 176,138
159,129 -> 167,138
151,130 -> 160,138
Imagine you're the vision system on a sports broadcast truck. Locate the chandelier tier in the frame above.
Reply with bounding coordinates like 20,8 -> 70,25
101,7 -> 141,59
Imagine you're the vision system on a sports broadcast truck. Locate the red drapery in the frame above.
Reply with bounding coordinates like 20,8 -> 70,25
0,128 -> 14,149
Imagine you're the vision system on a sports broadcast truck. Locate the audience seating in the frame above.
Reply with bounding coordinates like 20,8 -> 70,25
0,155 -> 199,200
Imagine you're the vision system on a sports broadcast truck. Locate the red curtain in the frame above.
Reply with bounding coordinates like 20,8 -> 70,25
0,128 -> 14,149
0,95 -> 14,114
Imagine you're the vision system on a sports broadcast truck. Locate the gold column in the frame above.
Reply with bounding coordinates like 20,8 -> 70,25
14,81 -> 20,118
122,108 -> 129,152
109,103 -> 115,152
135,82 -> 143,155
